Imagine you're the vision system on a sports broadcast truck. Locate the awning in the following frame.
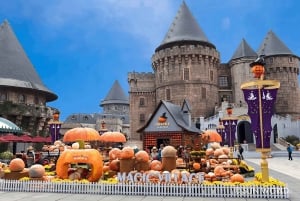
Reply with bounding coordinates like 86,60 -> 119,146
0,117 -> 22,133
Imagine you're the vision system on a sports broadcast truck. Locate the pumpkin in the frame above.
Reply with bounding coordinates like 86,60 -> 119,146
149,160 -> 162,171
214,165 -> 225,176
109,159 -> 120,171
102,165 -> 110,173
109,148 -> 121,160
9,158 -> 25,172
230,173 -> 245,183
56,149 -> 103,182
213,148 -> 224,157
120,147 -> 135,159
252,64 -> 265,78
222,147 -> 230,155
29,164 -> 45,178
205,148 -> 214,156
192,162 -> 201,170
161,146 -> 177,157
135,150 -> 150,162
218,154 -> 229,163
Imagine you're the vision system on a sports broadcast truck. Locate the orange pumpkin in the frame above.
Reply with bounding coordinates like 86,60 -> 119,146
56,149 -> 103,182
102,165 -> 110,173
214,148 -> 224,157
109,148 -> 121,160
214,165 -> 225,176
109,159 -> 120,171
150,160 -> 162,171
230,173 -> 245,183
205,148 -> 214,156
9,158 -> 25,172
252,64 -> 265,78
193,162 -> 201,170
120,146 -> 135,159
135,150 -> 150,162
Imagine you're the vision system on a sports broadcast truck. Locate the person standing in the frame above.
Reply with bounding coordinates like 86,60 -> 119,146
26,146 -> 35,167
238,144 -> 244,160
287,143 -> 293,160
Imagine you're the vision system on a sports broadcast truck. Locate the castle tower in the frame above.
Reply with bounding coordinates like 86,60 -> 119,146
151,1 -> 220,119
229,39 -> 257,104
257,30 -> 300,118
0,20 -> 58,135
100,80 -> 129,115
128,72 -> 156,140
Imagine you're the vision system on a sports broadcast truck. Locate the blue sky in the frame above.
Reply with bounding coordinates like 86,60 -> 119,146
1,0 -> 300,121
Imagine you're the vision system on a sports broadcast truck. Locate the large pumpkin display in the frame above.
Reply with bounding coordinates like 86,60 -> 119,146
56,149 -> 103,182
9,158 -> 25,172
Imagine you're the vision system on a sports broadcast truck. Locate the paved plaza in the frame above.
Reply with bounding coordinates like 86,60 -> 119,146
0,151 -> 298,201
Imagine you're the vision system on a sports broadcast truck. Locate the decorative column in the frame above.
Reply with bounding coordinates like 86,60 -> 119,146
48,111 -> 62,143
241,56 -> 280,182
222,106 -> 238,158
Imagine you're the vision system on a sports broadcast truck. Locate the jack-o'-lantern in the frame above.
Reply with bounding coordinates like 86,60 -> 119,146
251,64 -> 265,78
56,149 -> 103,182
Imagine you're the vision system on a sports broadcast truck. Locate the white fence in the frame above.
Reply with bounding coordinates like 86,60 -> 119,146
0,179 -> 289,199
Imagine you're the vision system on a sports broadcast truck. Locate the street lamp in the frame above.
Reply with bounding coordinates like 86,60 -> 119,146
241,56 -> 280,182
48,111 -> 62,143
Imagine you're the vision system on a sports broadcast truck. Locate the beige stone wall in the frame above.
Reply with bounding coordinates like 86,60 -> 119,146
264,56 -> 300,118
230,58 -> 255,104
128,72 -> 156,140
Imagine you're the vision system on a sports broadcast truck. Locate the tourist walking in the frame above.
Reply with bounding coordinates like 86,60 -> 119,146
287,143 -> 293,160
238,144 -> 244,160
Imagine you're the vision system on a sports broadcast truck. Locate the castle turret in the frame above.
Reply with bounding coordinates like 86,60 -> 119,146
151,1 -> 220,119
229,39 -> 257,104
257,30 -> 300,118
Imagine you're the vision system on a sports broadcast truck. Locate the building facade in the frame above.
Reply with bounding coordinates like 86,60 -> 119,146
128,2 -> 300,142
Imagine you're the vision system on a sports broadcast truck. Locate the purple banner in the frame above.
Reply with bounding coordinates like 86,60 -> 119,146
222,119 -> 238,147
216,127 -> 225,146
49,123 -> 61,143
242,88 -> 278,149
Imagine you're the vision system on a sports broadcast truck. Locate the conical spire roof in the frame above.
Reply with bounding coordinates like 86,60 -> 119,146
156,1 -> 214,51
257,30 -> 293,56
100,80 -> 128,106
231,38 -> 257,60
0,20 -> 57,101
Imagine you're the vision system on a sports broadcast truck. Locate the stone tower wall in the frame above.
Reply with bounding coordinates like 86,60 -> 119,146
128,72 -> 156,140
152,44 -> 220,118
230,58 -> 256,104
264,55 -> 300,119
